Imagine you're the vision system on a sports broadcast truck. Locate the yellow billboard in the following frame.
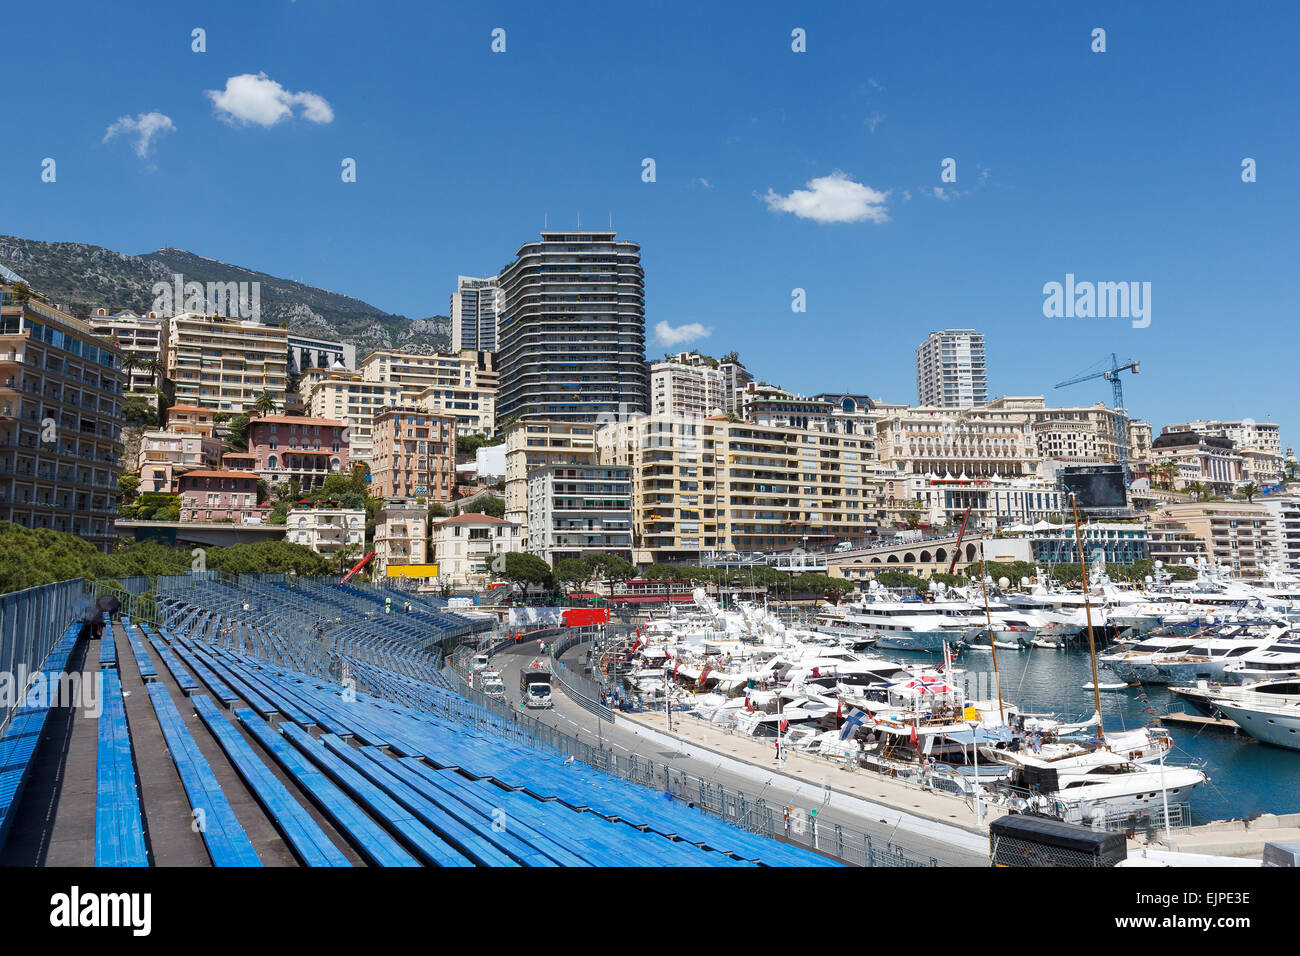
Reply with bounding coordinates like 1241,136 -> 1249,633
385,563 -> 439,578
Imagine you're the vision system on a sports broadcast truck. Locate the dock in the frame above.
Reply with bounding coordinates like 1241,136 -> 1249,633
1161,711 -> 1240,732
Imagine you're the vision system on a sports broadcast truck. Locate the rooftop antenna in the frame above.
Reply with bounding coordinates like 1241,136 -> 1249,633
577,212 -> 581,229
544,213 -> 548,230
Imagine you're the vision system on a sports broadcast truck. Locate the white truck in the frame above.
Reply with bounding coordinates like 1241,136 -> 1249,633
519,659 -> 553,709
475,668 -> 507,700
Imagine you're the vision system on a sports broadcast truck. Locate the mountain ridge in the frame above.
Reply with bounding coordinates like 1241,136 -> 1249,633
0,236 -> 451,355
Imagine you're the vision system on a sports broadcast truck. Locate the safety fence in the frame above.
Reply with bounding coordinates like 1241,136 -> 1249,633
0,579 -> 86,735
87,580 -> 161,626
440,663 -> 947,867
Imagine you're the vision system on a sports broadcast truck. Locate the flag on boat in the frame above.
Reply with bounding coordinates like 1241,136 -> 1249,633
839,708 -> 868,740
909,721 -> 919,746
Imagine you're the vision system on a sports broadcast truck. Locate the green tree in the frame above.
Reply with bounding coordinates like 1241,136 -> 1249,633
479,494 -> 506,519
119,474 -> 140,502
553,558 -> 592,593
1235,483 -> 1260,503
498,552 -> 553,589
874,570 -> 927,593
225,413 -> 251,451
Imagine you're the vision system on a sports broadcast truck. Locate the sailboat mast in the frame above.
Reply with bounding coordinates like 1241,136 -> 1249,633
1070,493 -> 1106,737
979,540 -> 1005,723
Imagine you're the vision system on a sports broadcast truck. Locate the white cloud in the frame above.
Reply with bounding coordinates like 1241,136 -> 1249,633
103,112 -> 175,158
654,321 -> 712,346
762,170 -> 889,224
693,177 -> 713,189
864,111 -> 885,133
206,72 -> 334,127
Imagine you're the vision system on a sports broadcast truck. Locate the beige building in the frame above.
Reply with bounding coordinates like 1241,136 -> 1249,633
598,414 -> 886,563
166,311 -> 288,413
0,286 -> 125,549
374,499 -> 429,577
503,419 -> 598,533
360,349 -> 497,437
431,513 -> 522,587
135,429 -> 224,494
370,406 -> 457,502
164,404 -> 218,437
874,403 -> 1036,480
303,369 -> 415,464
1151,501 -> 1280,579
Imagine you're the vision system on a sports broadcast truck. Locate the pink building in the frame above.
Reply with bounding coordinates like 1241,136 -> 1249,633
177,470 -> 270,523
248,414 -> 350,491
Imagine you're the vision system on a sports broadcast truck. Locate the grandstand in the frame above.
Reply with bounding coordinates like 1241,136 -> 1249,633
0,576 -> 836,867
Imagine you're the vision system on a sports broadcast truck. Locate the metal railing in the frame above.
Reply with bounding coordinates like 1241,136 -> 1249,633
0,579 -> 86,734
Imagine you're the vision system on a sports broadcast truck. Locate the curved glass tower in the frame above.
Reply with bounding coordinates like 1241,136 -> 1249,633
496,231 -> 649,422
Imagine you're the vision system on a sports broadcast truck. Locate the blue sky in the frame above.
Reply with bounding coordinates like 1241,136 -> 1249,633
2,1 -> 1296,444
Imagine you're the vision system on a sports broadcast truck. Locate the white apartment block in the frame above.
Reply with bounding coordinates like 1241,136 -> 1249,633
650,353 -> 727,418
288,333 -> 356,377
284,507 -> 366,557
526,464 -> 633,565
916,329 -> 988,408
166,311 -> 288,413
503,419 -> 598,534
1261,496 -> 1300,575
87,308 -> 168,399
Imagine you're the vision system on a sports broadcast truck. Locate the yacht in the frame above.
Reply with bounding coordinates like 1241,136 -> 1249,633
1210,682 -> 1300,752
986,747 -> 1206,820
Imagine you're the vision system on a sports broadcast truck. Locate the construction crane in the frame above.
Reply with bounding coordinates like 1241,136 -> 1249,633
1054,353 -> 1140,486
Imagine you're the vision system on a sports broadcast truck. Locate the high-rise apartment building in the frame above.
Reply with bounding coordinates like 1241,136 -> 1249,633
650,352 -> 726,418
502,419 -> 598,533
597,415 -> 885,563
526,464 -> 634,565
450,275 -> 499,352
916,329 -> 988,408
87,308 -> 170,402
0,285 -> 125,550
166,311 -> 288,413
495,232 -> 648,422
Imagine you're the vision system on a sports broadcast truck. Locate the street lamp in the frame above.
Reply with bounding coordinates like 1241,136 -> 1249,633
968,718 -> 984,826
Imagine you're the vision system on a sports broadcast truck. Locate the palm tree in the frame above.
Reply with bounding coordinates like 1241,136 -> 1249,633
1151,459 -> 1176,490
1236,483 -> 1260,502
121,352 -> 142,383
251,391 -> 278,417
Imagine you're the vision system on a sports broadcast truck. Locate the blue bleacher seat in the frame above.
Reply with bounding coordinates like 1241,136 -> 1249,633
95,670 -> 148,867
